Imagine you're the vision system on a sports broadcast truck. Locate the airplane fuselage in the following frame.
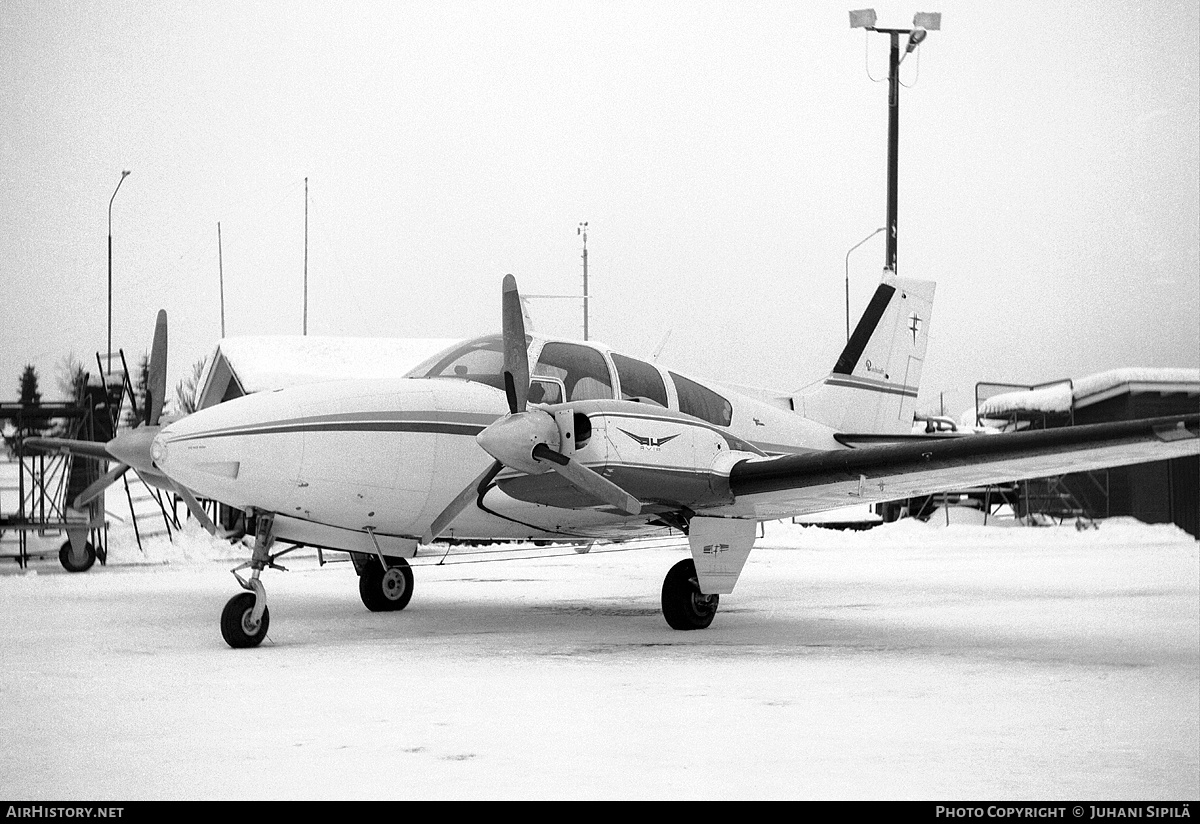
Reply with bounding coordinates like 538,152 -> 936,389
154,334 -> 843,555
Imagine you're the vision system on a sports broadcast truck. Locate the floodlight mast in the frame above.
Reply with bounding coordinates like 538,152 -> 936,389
849,10 -> 940,275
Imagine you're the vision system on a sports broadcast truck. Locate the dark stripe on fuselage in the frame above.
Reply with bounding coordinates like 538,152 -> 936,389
169,420 -> 488,443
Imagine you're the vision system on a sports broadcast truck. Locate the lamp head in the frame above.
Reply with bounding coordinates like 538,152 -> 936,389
906,28 -> 928,53
848,9 -> 877,29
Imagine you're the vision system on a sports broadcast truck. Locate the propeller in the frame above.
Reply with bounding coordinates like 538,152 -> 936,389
421,275 -> 641,545
24,310 -> 171,510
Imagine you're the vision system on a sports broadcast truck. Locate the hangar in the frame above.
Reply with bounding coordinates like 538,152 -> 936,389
975,368 -> 1200,537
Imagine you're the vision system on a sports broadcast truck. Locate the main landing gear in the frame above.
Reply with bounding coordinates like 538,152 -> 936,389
661,558 -> 719,630
357,555 -> 414,612
221,512 -> 290,649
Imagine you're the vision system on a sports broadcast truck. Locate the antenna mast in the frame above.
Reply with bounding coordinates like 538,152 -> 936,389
303,177 -> 308,336
578,221 -> 589,340
218,222 -> 225,338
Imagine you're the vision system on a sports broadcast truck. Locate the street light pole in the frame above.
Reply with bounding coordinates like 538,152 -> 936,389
107,170 -> 131,373
849,10 -> 940,276
845,227 -> 886,342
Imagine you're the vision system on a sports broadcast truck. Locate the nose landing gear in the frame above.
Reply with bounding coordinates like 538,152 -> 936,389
221,512 -> 290,649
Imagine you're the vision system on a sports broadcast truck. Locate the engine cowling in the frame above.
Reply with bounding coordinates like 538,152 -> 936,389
494,399 -> 755,511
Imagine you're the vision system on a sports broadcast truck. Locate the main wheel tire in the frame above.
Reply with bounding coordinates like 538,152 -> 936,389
59,540 -> 96,573
661,558 -> 719,630
359,557 -> 414,612
221,591 -> 270,648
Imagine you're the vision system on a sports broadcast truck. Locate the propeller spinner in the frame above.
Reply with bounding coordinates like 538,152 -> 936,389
422,275 -> 641,545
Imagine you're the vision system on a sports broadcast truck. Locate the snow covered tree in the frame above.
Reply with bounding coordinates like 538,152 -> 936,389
174,356 -> 208,416
7,365 -> 49,448
55,353 -> 87,403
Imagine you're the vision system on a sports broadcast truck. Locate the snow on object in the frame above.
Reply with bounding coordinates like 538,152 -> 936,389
208,335 -> 463,394
978,367 -> 1200,418
980,382 -> 1074,416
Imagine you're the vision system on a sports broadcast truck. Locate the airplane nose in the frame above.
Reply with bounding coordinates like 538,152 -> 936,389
107,426 -> 160,474
150,430 -> 168,468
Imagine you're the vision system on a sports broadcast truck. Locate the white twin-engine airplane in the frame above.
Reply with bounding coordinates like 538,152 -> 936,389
143,274 -> 1200,648
30,274 -> 1199,648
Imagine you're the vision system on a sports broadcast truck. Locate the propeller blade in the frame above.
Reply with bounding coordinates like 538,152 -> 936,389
21,437 -> 114,462
422,460 -> 503,545
71,463 -> 131,509
501,274 -> 530,414
531,443 -> 642,515
145,310 -> 168,426
170,480 -> 221,535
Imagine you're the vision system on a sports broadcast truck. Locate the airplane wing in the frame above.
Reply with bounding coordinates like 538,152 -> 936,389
723,413 -> 1199,519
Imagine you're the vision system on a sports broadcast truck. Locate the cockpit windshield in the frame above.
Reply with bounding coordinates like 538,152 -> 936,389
404,335 -> 510,391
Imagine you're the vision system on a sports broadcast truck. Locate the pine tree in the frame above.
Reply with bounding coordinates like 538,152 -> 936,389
14,364 -> 48,442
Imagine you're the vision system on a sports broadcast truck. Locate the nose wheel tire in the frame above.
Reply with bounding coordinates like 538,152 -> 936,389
661,558 -> 719,630
221,591 -> 270,648
359,558 -> 414,612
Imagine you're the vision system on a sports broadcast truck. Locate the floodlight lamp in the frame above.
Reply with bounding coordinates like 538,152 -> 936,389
905,28 -> 927,53
912,11 -> 941,31
848,8 -> 877,29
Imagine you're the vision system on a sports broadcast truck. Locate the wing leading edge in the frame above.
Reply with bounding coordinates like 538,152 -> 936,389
724,414 -> 1199,519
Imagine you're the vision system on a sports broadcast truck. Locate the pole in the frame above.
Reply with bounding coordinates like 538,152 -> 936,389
885,31 -> 900,274
845,227 -> 886,342
217,222 -> 225,338
578,222 -> 589,341
303,177 -> 308,336
107,170 -> 130,373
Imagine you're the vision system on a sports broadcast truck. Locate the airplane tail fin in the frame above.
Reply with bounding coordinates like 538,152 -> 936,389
799,274 -> 936,435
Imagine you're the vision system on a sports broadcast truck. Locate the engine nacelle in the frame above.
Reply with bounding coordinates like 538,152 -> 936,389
495,399 -> 759,510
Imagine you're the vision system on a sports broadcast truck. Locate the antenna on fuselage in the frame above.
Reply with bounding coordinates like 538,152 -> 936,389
652,330 -> 672,362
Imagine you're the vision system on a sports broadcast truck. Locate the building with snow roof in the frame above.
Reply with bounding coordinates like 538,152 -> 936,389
194,336 -> 462,410
975,368 -> 1199,537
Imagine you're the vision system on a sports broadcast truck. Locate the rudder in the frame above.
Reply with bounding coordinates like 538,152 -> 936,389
800,274 -> 936,435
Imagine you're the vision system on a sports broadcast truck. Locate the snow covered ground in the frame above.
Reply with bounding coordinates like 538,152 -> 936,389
0,514 -> 1196,800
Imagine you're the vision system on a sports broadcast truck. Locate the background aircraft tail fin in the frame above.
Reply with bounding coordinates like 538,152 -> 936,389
799,274 -> 936,435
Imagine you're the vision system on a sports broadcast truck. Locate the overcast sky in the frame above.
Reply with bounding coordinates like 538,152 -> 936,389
2,0 -> 1197,417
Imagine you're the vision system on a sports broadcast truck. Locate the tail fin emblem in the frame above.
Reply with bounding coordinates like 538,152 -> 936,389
908,313 -> 922,344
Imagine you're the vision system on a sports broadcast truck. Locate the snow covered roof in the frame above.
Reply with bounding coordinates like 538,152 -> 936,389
978,368 -> 1200,418
196,336 -> 462,409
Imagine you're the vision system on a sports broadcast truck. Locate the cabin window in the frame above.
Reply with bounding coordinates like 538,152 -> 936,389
534,343 -> 613,401
409,335 -> 507,391
669,371 -> 732,427
612,353 -> 668,407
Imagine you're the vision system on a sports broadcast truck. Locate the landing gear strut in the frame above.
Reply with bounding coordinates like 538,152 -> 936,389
221,512 -> 287,648
661,558 -> 719,630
